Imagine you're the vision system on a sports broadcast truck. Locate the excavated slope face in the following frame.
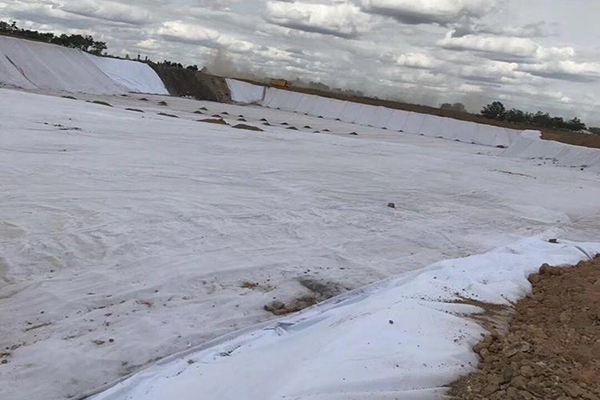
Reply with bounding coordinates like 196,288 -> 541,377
150,65 -> 231,102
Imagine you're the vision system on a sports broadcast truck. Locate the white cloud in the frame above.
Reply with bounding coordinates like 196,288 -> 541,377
361,0 -> 495,26
157,21 -> 221,46
438,32 -> 540,58
520,60 -> 600,82
396,52 -> 437,69
61,0 -> 153,25
265,1 -> 372,38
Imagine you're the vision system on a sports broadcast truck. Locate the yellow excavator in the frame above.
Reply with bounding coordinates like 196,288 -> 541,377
269,78 -> 291,88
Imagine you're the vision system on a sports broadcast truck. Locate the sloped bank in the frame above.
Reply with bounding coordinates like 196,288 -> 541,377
500,130 -> 600,172
151,65 -> 231,102
90,238 -> 600,400
450,256 -> 600,400
0,36 -> 168,95
226,79 -> 522,148
226,79 -> 600,171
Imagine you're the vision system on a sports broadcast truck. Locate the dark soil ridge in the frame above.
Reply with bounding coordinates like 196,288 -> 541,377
449,256 -> 600,400
150,65 -> 231,103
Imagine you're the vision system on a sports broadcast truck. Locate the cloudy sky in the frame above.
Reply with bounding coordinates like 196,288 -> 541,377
1,0 -> 599,124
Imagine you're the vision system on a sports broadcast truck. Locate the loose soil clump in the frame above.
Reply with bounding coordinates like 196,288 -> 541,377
233,124 -> 263,132
91,100 -> 113,107
198,118 -> 228,125
157,112 -> 178,118
264,278 -> 346,316
449,256 -> 600,400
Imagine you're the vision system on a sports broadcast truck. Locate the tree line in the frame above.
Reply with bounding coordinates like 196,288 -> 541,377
1,20 -> 107,56
481,101 -> 587,132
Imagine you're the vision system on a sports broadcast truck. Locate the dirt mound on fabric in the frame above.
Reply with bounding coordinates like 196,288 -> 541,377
198,118 -> 228,125
150,65 -> 231,103
449,255 -> 600,400
157,112 -> 178,118
91,100 -> 112,107
264,278 -> 347,316
233,124 -> 263,132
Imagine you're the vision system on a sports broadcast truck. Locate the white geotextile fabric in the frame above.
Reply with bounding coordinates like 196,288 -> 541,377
421,115 -> 445,137
0,36 -> 126,94
385,110 -> 410,131
264,87 -> 290,109
371,106 -> 394,128
403,112 -> 427,134
339,101 -> 363,123
321,98 -> 348,120
295,93 -> 315,114
353,103 -> 376,125
280,90 -> 304,111
308,96 -> 333,117
92,238 -> 600,400
86,55 -> 169,94
226,79 -> 265,104
501,132 -> 600,170
226,79 -> 533,148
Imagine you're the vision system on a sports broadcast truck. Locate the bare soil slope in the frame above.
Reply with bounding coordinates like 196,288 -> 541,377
450,256 -> 600,400
151,66 -> 231,102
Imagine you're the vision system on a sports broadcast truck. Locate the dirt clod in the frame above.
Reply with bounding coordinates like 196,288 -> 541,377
233,124 -> 263,132
199,118 -> 228,125
449,257 -> 600,400
92,100 -> 113,107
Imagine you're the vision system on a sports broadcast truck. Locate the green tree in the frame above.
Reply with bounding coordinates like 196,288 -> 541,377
481,102 -> 506,120
564,117 -> 586,132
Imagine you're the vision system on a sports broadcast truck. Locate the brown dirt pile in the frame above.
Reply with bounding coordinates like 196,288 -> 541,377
233,124 -> 263,132
150,65 -> 231,103
449,256 -> 600,400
